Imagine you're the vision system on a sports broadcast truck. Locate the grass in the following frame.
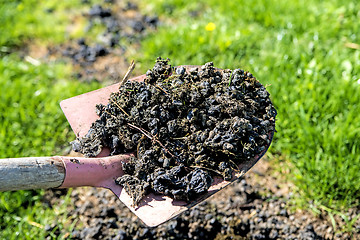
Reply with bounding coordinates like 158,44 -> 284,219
0,0 -> 106,51
137,0 -> 360,211
1,0 -> 359,237
0,55 -> 100,158
0,190 -> 76,239
0,55 -> 101,239
0,0 -> 78,48
0,0 -> 102,238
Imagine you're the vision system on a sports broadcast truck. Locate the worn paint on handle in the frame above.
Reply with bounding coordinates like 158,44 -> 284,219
0,157 -> 65,191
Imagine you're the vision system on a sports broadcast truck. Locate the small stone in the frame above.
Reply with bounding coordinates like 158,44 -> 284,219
176,67 -> 186,75
279,209 -> 288,217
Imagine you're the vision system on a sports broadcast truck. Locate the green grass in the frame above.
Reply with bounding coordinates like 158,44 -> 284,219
0,0 -> 102,238
0,0 -> 75,48
0,55 -> 100,158
1,0 -> 359,237
0,54 -> 101,239
137,0 -> 360,210
0,190 -> 76,239
0,0 -> 105,50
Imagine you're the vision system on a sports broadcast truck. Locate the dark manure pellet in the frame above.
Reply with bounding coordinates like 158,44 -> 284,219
71,57 -> 277,206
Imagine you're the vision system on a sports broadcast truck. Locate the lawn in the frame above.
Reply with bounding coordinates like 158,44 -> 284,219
137,0 -> 360,211
0,0 -> 359,238
0,0 -> 101,238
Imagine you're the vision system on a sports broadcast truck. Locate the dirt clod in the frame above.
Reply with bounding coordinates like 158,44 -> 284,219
72,58 -> 277,205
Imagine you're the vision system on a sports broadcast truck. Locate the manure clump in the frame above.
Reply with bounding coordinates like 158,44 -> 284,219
71,57 -> 277,205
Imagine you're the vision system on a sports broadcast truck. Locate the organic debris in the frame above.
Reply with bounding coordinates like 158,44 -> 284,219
71,58 -> 277,205
59,1 -> 158,82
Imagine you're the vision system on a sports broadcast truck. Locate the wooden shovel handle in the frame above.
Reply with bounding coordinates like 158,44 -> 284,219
0,157 -> 65,191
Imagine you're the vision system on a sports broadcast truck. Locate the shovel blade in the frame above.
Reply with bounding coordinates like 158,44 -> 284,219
60,67 -> 273,227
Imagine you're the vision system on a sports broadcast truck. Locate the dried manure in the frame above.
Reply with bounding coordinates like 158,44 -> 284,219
71,58 -> 277,206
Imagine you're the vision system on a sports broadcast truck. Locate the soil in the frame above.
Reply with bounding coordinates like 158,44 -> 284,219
32,1 -> 359,239
71,58 -> 276,205
24,0 -> 158,83
43,160 -> 360,239
57,1 -> 158,83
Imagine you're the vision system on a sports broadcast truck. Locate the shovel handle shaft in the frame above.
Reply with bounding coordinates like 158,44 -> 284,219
0,157 -> 65,191
0,154 -> 130,191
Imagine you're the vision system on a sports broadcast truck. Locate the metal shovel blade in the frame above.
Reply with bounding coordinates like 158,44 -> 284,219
60,66 -> 274,227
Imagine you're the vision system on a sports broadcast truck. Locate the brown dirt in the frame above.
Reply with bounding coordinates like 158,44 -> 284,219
42,156 -> 359,239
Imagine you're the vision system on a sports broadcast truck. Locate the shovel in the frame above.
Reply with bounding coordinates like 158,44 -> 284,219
0,65 -> 274,227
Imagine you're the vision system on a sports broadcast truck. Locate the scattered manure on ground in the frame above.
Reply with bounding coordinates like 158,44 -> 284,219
71,57 -> 277,206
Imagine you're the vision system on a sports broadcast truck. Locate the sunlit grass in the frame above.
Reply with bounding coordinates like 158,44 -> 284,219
0,190 -> 77,239
0,0 -> 105,50
0,55 -> 101,158
137,0 -> 360,210
0,53 -> 101,239
0,0 -> 102,238
1,0 -> 359,237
